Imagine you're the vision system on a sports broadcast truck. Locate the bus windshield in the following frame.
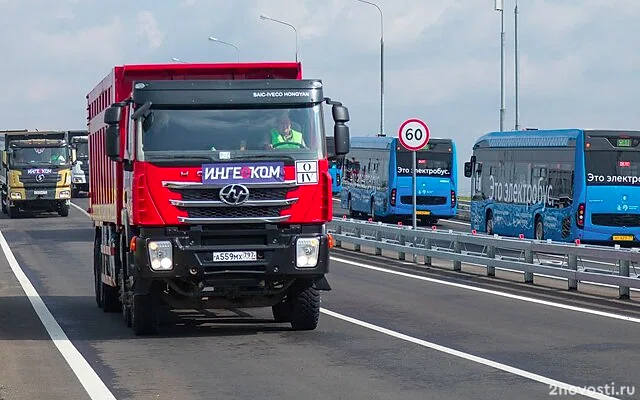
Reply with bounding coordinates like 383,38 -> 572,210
585,151 -> 640,186
395,151 -> 452,177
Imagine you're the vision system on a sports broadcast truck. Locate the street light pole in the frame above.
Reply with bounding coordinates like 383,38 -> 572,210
514,0 -> 520,131
495,0 -> 506,132
207,36 -> 240,62
354,0 -> 384,137
260,14 -> 298,62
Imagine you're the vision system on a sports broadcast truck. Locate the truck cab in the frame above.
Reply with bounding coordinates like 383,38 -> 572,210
69,135 -> 89,197
0,130 -> 73,218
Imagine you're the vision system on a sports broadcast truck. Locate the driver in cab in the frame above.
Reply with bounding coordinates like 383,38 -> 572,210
266,113 -> 306,149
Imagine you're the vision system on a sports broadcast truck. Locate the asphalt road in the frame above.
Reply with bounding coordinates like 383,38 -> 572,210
0,196 -> 638,399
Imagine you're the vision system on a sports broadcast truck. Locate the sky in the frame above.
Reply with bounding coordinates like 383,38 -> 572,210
0,0 -> 638,194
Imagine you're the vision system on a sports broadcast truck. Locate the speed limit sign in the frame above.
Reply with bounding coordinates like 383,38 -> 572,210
398,118 -> 430,151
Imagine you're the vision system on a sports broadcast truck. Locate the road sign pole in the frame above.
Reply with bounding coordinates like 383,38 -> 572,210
412,150 -> 417,229
398,117 -> 431,231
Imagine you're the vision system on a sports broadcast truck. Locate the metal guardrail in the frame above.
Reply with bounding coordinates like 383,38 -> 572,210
457,199 -> 470,221
328,218 -> 640,299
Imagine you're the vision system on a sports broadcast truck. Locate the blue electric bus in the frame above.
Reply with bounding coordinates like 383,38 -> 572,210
326,136 -> 343,195
464,128 -> 640,245
340,136 -> 458,224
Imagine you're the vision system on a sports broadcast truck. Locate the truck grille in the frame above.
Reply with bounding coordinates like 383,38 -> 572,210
20,173 -> 61,187
180,187 -> 288,201
163,180 -> 298,224
591,213 -> 640,227
185,207 -> 283,219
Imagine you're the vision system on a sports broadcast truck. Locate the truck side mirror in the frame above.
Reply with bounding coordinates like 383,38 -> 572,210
332,104 -> 350,155
105,125 -> 120,159
104,105 -> 122,125
334,124 -> 350,156
464,161 -> 472,178
332,104 -> 350,123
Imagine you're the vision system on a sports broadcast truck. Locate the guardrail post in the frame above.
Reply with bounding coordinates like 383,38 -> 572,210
486,245 -> 496,277
524,250 -> 534,283
424,238 -> 432,266
412,234 -> 418,263
567,254 -> 578,291
619,260 -> 630,299
453,238 -> 461,271
354,226 -> 361,252
335,225 -> 342,248
374,229 -> 382,256
398,232 -> 406,261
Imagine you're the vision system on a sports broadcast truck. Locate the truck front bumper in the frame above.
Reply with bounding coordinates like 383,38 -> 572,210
8,187 -> 71,209
132,224 -> 330,293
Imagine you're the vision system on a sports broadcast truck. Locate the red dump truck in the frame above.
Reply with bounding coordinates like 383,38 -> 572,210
86,62 -> 350,335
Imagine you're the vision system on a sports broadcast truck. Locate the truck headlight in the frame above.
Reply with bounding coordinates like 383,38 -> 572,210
148,240 -> 173,270
10,192 -> 22,200
59,190 -> 71,198
296,237 -> 320,268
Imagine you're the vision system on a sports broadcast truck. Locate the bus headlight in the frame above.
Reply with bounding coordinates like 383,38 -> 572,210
296,237 -> 320,268
148,240 -> 173,270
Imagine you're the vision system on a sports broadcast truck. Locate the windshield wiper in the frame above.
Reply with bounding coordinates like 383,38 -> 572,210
147,154 -> 214,162
230,154 -> 295,162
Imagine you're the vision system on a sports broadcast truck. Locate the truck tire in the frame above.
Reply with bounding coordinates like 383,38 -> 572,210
59,202 -> 69,217
289,281 -> 320,331
94,235 -> 103,308
131,293 -> 158,336
101,282 -> 121,313
7,205 -> 18,219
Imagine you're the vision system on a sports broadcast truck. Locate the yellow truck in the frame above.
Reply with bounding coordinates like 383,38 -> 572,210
0,130 -> 74,218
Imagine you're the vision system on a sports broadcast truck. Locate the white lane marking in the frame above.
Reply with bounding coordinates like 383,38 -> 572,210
70,201 -> 90,218
320,308 -> 618,400
441,219 -> 471,227
330,256 -> 640,324
0,230 -> 117,400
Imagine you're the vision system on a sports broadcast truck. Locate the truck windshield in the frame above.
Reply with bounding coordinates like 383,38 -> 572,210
585,151 -> 640,186
140,104 -> 325,160
75,143 -> 88,159
11,147 -> 69,166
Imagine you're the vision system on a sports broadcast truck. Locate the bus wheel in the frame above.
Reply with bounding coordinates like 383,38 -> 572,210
535,218 -> 544,240
485,212 -> 494,235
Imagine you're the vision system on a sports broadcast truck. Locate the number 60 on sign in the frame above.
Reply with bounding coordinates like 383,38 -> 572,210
398,118 -> 430,151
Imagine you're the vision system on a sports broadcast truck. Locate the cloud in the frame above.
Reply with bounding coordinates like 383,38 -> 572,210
136,11 -> 164,50
0,0 -> 637,185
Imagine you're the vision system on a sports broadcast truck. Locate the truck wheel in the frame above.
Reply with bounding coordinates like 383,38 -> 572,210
7,205 -> 18,219
272,299 -> 292,323
131,293 -> 158,336
289,282 -> 320,331
59,203 -> 69,217
94,235 -> 103,308
101,282 -> 121,313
